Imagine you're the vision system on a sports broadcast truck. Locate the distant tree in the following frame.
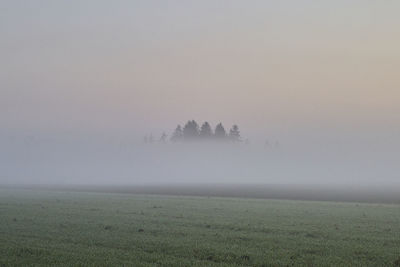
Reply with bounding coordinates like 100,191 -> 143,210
148,134 -> 154,144
264,139 -> 270,149
168,120 -> 246,144
170,125 -> 183,142
274,141 -> 280,149
199,122 -> 213,139
159,132 -> 167,143
214,123 -> 227,140
229,125 -> 241,142
143,135 -> 149,144
183,120 -> 199,140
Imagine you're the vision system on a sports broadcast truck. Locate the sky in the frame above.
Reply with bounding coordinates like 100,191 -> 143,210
1,1 -> 399,185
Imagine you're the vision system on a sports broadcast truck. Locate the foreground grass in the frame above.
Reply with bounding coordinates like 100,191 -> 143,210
0,189 -> 399,266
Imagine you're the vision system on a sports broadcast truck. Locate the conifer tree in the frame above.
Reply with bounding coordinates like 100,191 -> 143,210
183,120 -> 199,140
229,125 -> 241,142
170,125 -> 183,142
199,122 -> 213,139
214,123 -> 227,140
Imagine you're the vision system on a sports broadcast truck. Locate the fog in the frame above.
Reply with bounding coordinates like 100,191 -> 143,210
1,131 -> 399,188
1,1 -> 400,191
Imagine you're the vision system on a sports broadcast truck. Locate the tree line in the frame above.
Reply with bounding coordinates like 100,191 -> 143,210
144,120 -> 244,144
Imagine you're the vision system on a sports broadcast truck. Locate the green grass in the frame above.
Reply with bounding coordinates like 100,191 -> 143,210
0,189 -> 399,266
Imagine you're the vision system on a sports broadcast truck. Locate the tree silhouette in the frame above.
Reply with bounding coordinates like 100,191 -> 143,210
229,125 -> 241,142
145,120 -> 246,144
170,125 -> 183,142
214,123 -> 226,140
199,122 -> 213,139
148,133 -> 154,144
264,139 -> 270,149
159,132 -> 167,143
183,120 -> 199,140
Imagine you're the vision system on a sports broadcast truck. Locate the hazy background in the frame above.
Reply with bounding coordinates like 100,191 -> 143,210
1,1 -> 399,186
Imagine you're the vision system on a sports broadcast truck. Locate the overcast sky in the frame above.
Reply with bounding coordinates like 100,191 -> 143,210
1,1 -> 399,185
1,1 -> 399,138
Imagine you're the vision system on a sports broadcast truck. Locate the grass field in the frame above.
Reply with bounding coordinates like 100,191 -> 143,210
0,188 -> 399,266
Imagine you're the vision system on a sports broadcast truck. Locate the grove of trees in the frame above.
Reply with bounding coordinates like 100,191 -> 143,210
145,120 -> 243,144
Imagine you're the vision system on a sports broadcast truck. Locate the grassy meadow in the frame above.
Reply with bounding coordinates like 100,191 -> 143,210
0,188 -> 399,266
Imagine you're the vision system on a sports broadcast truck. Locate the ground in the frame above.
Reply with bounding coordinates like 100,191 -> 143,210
0,188 -> 399,266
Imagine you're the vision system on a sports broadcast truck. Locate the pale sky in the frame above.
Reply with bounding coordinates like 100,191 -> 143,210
1,1 -> 400,142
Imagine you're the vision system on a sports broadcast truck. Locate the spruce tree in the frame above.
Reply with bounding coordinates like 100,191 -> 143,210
199,122 -> 213,139
170,125 -> 183,142
183,120 -> 199,140
229,125 -> 241,142
214,123 -> 227,140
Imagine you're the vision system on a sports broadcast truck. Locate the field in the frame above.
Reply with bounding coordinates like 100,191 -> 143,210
0,188 -> 399,266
